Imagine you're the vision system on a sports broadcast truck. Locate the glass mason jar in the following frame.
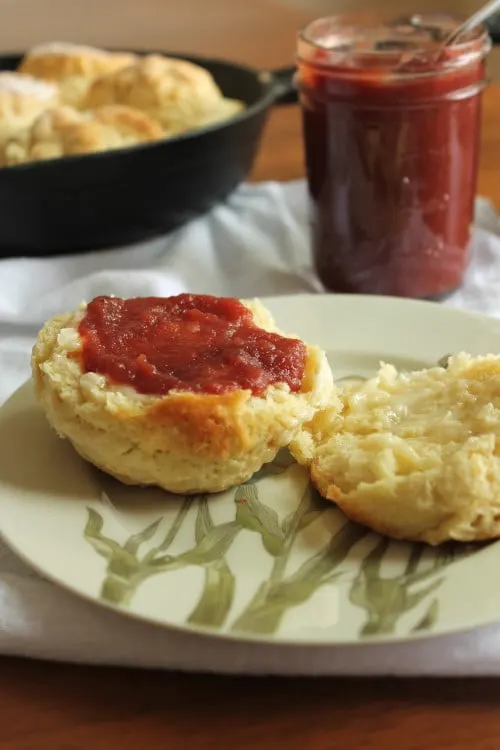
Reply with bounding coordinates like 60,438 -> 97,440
297,14 -> 492,298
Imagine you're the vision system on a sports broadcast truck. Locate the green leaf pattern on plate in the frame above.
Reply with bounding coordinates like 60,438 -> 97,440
231,496 -> 368,635
235,483 -> 284,556
348,539 -> 470,637
84,452 -> 474,638
412,599 -> 439,632
186,497 -> 237,627
84,498 -> 194,605
243,448 -> 295,485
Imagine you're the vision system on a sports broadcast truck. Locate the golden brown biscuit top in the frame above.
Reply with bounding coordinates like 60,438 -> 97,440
25,42 -> 111,56
195,97 -> 245,128
3,103 -> 163,164
0,74 -> 59,150
19,42 -> 137,81
84,54 -> 224,131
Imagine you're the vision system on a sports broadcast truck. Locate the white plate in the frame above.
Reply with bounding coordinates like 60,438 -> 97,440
2,293 -> 500,646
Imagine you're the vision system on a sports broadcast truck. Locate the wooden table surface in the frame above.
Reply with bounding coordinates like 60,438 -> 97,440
2,1 -> 500,748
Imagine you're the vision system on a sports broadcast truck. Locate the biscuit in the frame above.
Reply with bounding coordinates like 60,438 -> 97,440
0,72 -> 58,151
291,354 -> 500,545
3,104 -> 164,165
195,97 -> 245,128
18,42 -> 137,107
32,297 -> 334,494
84,54 -> 241,133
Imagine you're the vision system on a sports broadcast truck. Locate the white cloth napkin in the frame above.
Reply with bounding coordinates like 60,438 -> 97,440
2,179 -> 500,675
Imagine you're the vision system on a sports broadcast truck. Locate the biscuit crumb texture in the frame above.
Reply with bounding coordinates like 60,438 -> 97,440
32,299 -> 334,494
291,354 -> 500,545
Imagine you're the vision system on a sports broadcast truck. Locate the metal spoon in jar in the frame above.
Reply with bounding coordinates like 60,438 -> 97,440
394,2 -> 499,67
440,0 -> 500,46
408,0 -> 500,48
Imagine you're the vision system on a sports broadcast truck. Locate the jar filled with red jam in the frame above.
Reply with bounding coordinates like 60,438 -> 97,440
297,13 -> 491,298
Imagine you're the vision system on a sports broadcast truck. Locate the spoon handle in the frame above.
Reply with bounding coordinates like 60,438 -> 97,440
444,0 -> 500,46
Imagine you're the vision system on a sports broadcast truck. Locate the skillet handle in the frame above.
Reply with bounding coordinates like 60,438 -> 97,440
269,65 -> 298,105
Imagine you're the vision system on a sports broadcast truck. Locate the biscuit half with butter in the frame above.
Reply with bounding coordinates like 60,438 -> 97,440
32,294 -> 334,494
291,354 -> 500,545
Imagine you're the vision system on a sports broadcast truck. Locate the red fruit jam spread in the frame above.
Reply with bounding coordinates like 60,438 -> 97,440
78,294 -> 307,396
297,13 -> 491,298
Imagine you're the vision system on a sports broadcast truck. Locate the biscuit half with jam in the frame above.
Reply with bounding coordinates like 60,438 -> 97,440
32,293 -> 334,494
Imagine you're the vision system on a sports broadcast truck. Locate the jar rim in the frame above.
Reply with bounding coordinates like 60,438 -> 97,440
298,12 -> 492,77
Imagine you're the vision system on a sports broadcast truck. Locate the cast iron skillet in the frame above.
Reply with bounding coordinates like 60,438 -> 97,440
0,52 -> 297,257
